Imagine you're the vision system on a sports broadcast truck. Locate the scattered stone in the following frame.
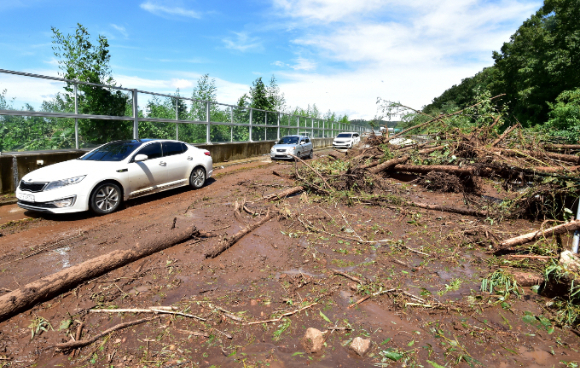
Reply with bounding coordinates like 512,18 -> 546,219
509,271 -> 545,286
348,282 -> 358,291
250,299 -> 258,306
302,328 -> 325,353
349,337 -> 371,356
559,250 -> 580,275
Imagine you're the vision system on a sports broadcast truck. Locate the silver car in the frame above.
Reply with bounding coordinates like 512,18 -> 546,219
270,135 -> 314,160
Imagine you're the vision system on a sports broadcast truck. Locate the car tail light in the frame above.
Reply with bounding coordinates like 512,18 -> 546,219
204,151 -> 211,156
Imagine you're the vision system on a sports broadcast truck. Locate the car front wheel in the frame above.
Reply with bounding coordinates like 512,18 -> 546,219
90,182 -> 122,215
189,166 -> 206,189
308,149 -> 314,159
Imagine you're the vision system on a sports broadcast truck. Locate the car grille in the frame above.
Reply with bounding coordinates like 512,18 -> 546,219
18,200 -> 56,208
276,149 -> 286,152
19,181 -> 47,192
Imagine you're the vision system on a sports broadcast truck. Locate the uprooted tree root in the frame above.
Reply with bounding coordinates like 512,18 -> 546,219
417,171 -> 482,194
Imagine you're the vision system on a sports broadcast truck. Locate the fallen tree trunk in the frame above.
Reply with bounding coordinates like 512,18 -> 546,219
491,124 -> 519,147
418,145 -> 446,155
411,201 -> 487,217
264,186 -> 304,200
0,225 -> 201,322
499,220 -> 580,248
369,156 -> 410,174
390,164 -> 477,176
529,166 -> 580,173
495,148 -> 580,165
205,211 -> 275,258
544,144 -> 580,151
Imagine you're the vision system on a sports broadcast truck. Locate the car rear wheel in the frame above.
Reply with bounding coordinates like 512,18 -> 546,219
90,182 -> 122,215
189,166 -> 206,189
308,149 -> 314,159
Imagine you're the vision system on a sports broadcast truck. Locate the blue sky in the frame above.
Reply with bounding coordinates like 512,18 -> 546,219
0,0 -> 542,119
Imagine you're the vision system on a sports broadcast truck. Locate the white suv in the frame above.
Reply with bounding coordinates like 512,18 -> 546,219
333,132 -> 360,149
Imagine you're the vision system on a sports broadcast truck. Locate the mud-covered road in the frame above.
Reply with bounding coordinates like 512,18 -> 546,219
0,150 -> 578,367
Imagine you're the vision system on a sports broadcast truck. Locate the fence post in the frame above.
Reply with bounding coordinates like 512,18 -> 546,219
277,112 -> 280,140
206,101 -> 211,144
265,111 -> 267,141
132,89 -> 138,140
230,106 -> 233,142
311,118 -> 314,138
74,82 -> 79,149
175,97 -> 179,140
249,108 -> 253,142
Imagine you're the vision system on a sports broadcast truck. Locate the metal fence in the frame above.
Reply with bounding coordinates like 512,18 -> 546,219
0,68 -> 370,151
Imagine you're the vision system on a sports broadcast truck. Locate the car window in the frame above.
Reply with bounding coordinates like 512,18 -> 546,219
337,133 -> 352,138
162,141 -> 186,157
305,138 -> 310,143
135,142 -> 162,160
278,136 -> 299,144
81,141 -> 143,161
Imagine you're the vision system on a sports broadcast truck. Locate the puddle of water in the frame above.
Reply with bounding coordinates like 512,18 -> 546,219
54,246 -> 71,268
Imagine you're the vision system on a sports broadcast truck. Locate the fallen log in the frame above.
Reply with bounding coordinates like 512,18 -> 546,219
411,201 -> 486,217
0,224 -> 202,321
369,156 -> 410,174
529,166 -> 580,173
390,164 -> 476,176
544,144 -> 580,151
491,124 -> 519,147
263,186 -> 304,200
55,317 -> 157,351
204,210 -> 275,258
499,220 -> 580,248
418,145 -> 446,155
495,148 -> 580,165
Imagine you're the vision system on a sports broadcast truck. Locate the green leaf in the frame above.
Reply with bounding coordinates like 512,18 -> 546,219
380,338 -> 391,345
319,311 -> 332,323
58,319 -> 72,331
407,340 -> 415,347
384,350 -> 403,361
427,360 -> 446,368
292,352 -> 304,356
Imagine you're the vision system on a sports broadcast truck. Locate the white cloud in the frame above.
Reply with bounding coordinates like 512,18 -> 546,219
273,0 -> 387,22
223,32 -> 263,52
111,24 -> 128,38
269,0 -> 541,118
272,57 -> 317,71
140,1 -> 201,19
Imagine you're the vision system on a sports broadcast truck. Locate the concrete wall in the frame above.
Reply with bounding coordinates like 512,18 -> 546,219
0,138 -> 335,194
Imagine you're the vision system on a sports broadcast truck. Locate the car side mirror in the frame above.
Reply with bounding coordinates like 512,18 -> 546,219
134,154 -> 148,162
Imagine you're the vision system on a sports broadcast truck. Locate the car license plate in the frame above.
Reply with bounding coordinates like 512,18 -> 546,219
17,192 -> 34,202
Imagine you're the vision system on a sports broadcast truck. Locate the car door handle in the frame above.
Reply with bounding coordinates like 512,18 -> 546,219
187,156 -> 193,161
159,161 -> 167,166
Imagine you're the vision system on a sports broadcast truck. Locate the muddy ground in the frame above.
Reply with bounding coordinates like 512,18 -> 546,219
0,149 -> 578,367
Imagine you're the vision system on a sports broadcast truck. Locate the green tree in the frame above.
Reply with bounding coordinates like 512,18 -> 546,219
540,88 -> 580,142
51,23 -> 131,145
492,0 -> 580,126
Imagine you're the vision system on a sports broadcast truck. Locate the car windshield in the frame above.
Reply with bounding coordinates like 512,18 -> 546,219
337,133 -> 352,138
278,136 -> 299,144
80,141 -> 143,161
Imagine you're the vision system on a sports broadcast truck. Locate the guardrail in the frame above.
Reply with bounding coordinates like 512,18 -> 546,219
0,68 -> 370,152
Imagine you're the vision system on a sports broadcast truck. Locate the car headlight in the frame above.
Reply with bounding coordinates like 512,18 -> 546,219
45,175 -> 86,191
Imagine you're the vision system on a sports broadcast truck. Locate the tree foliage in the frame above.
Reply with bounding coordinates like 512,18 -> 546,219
422,0 -> 580,128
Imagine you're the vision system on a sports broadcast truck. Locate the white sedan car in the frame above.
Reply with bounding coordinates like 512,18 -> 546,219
16,139 -> 213,215
332,132 -> 360,149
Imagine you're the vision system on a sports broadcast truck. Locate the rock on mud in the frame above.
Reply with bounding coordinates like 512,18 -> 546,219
559,250 -> 580,276
302,327 -> 325,353
510,271 -> 545,286
350,337 -> 371,356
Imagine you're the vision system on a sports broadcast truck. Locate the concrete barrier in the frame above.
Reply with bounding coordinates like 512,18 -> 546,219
0,138 -> 335,194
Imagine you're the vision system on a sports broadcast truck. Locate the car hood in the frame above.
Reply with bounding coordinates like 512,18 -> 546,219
272,144 -> 298,150
21,159 -> 120,182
